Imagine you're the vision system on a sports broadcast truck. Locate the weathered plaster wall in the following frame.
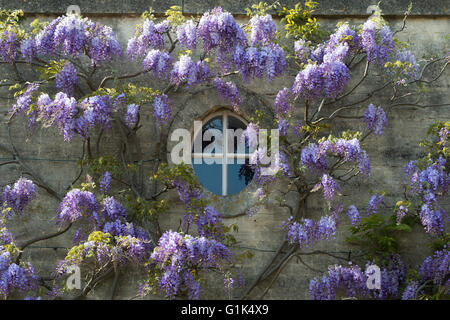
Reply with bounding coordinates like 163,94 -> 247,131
0,1 -> 448,299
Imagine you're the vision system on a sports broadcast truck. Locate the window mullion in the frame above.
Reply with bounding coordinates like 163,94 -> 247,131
222,112 -> 228,196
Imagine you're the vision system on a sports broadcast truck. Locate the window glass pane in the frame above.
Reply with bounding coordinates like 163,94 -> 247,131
193,116 -> 223,154
227,158 -> 254,195
227,116 -> 250,154
192,158 -> 223,195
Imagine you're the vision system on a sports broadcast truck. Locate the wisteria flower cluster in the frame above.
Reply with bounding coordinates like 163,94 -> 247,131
283,212 -> 338,248
360,20 -> 394,64
33,15 -> 121,65
212,77 -> 241,110
0,29 -> 18,63
0,247 -> 40,299
1,178 -> 37,217
13,89 -> 128,141
301,137 -> 371,177
55,61 -> 79,96
404,157 -> 449,233
143,230 -> 232,299
363,104 -> 388,135
56,229 -> 150,278
127,19 -> 168,59
403,248 -> 449,299
309,257 -> 406,300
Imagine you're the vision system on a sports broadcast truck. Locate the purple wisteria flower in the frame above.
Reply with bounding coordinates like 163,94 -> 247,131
57,189 -> 99,224
322,174 -> 340,202
101,196 -> 127,221
2,178 -> 37,216
10,83 -> 40,116
277,119 -> 289,136
142,49 -> 172,79
33,15 -> 122,64
294,39 -> 310,63
147,230 -> 232,299
212,77 -> 241,110
291,63 -> 323,99
99,171 -> 112,193
361,20 -> 394,64
55,61 -> 78,96
177,20 -> 197,50
0,252 -> 40,298
363,104 -> 388,135
396,205 -> 408,224
366,194 -> 384,216
152,94 -> 172,125
419,205 -> 446,234
249,14 -> 276,46
233,44 -> 286,82
419,249 -> 449,285
127,19 -> 165,59
197,7 -> 247,53
273,88 -> 292,116
401,281 -> 419,300
396,49 -> 419,82
20,37 -> 36,63
0,29 -> 18,63
284,214 -> 337,248
171,54 -> 199,86
125,104 -> 140,128
347,205 -> 361,225
309,258 -> 406,300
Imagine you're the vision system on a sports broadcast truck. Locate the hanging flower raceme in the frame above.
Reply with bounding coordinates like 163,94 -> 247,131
125,104 -> 140,128
326,23 -> 360,54
301,138 -> 370,177
403,157 -> 449,234
57,189 -> 99,225
87,22 -> 122,65
55,61 -> 78,96
212,77 -> 241,110
127,18 -> 166,59
347,205 -> 361,225
10,83 -> 40,117
99,172 -> 112,193
0,29 -> 18,63
152,94 -> 172,125
283,212 -> 338,249
142,49 -> 172,79
20,37 -> 36,63
366,194 -> 384,216
33,15 -> 121,64
361,20 -> 394,64
197,7 -> 247,53
143,231 -> 232,299
321,174 -> 341,202
309,258 -> 406,300
233,44 -> 287,82
249,14 -> 277,46
0,248 -> 40,299
177,20 -> 197,50
1,178 -> 37,217
274,88 -> 292,117
363,104 -> 388,135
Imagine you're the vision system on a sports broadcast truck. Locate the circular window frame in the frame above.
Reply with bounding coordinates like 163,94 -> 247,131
191,106 -> 253,197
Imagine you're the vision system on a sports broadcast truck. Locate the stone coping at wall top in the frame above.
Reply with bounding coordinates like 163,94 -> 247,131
0,0 -> 448,16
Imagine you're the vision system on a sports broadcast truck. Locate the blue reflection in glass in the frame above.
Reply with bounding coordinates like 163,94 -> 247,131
193,158 -> 222,196
227,158 -> 254,195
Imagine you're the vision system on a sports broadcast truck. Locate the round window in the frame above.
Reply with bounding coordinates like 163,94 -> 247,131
192,111 -> 254,196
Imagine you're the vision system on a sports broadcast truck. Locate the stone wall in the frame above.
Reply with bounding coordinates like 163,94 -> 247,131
0,1 -> 448,299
